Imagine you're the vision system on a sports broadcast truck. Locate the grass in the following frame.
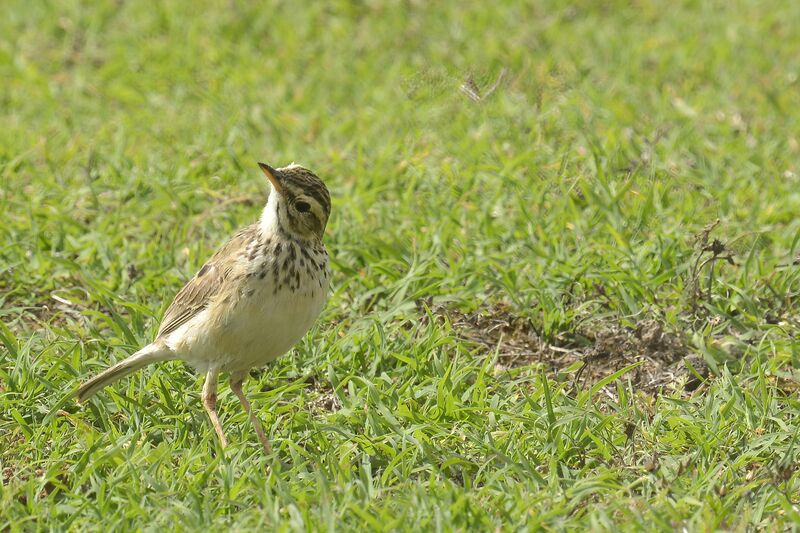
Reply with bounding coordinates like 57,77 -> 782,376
2,0 -> 800,529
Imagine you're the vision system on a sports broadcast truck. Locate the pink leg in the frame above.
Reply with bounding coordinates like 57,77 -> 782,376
230,376 -> 272,454
202,369 -> 227,448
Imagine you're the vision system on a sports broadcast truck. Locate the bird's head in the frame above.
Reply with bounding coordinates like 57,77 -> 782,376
258,162 -> 331,241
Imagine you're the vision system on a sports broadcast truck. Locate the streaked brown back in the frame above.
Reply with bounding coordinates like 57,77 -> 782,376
157,224 -> 258,338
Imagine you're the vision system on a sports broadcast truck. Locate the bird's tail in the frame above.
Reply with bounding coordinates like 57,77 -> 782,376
75,343 -> 175,403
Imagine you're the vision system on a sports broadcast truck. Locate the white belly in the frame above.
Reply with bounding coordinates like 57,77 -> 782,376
165,255 -> 330,376
220,279 -> 329,372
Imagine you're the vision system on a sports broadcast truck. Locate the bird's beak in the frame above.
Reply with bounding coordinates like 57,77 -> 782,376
258,162 -> 282,193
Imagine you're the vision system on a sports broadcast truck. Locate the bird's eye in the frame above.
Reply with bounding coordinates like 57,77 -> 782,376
295,201 -> 311,213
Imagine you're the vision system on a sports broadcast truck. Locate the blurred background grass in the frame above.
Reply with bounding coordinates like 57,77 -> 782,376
2,0 -> 800,530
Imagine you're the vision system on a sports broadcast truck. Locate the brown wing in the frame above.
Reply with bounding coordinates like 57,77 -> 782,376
156,224 -> 257,339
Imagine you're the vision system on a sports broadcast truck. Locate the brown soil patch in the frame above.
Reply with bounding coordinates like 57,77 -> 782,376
429,302 -> 707,394
304,375 -> 340,414
2,467 -> 14,485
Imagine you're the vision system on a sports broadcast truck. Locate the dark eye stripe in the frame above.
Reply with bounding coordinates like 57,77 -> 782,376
305,187 -> 330,216
279,168 -> 331,217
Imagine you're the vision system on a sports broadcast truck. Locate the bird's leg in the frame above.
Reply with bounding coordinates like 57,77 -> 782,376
230,376 -> 272,454
202,368 -> 227,449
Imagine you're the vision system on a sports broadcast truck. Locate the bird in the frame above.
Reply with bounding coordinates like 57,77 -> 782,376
74,162 -> 331,453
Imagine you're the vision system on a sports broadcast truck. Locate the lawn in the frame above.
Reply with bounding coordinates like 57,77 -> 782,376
2,0 -> 800,530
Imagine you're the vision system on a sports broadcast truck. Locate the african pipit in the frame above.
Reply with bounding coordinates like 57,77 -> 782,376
75,162 -> 331,453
